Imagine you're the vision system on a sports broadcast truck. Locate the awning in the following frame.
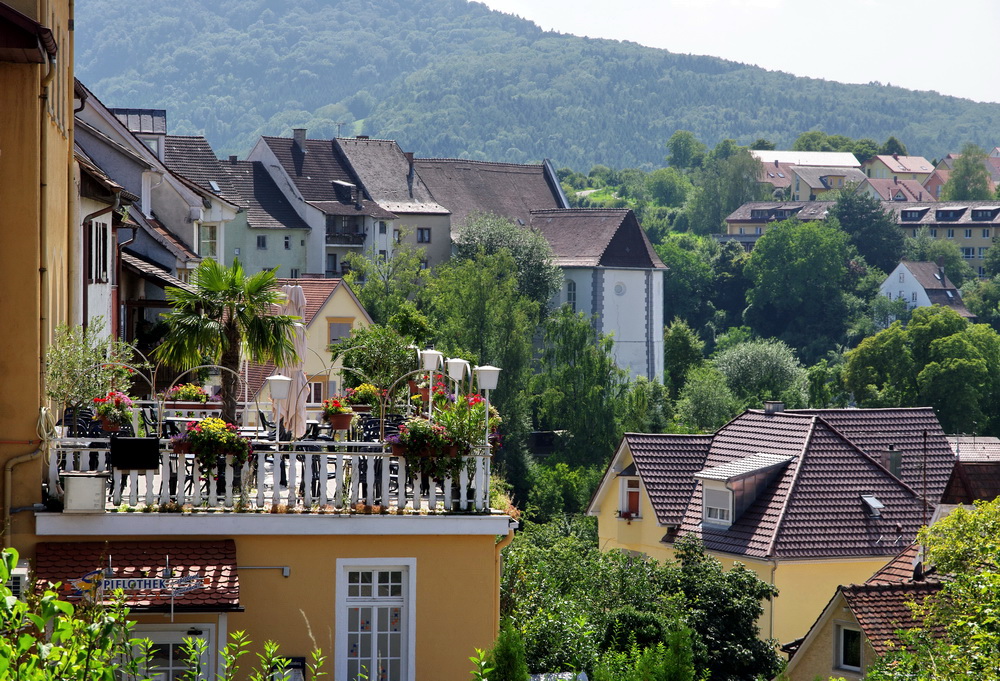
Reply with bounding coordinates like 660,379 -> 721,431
34,540 -> 240,611
122,252 -> 196,294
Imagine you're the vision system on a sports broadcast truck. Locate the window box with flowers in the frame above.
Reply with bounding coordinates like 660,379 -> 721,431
160,383 -> 220,414
385,417 -> 462,481
344,383 -> 383,413
321,397 -> 355,430
183,417 -> 252,479
92,391 -> 134,432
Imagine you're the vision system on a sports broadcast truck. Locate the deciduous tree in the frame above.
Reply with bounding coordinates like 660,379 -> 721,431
343,237 -> 428,325
830,190 -> 903,273
941,143 -> 993,201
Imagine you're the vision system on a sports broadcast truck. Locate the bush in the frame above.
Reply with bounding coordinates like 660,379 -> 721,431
486,620 -> 530,681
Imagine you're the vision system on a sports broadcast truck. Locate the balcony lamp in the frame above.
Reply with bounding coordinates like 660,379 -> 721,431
445,358 -> 470,382
420,349 -> 444,371
473,365 -> 501,391
265,374 -> 292,401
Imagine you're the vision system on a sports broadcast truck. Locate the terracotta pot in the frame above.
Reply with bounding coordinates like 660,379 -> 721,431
351,404 -> 372,414
324,412 -> 354,430
172,439 -> 192,454
100,416 -> 120,432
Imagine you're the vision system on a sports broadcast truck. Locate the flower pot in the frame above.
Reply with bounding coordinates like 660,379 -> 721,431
351,405 -> 372,414
324,412 -> 354,430
172,439 -> 192,455
99,416 -> 121,432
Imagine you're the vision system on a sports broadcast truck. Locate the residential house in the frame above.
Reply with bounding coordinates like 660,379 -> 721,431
927,152 -> 1000,198
789,166 -> 867,201
879,260 -> 975,320
884,201 -> 1000,276
247,131 -> 400,276
856,177 -> 934,203
757,159 -> 795,198
586,404 -> 955,645
862,154 -> 934,183
412,157 -> 569,240
0,0 -> 74,552
529,208 -> 665,379
750,150 -> 861,168
783,543 -> 942,681
721,201 -> 833,250
244,277 -> 373,407
336,137 -> 452,268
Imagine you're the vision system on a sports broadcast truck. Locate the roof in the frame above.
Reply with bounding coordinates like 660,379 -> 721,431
528,209 -> 665,269
947,435 -> 1000,460
866,542 -> 924,585
308,199 -> 397,220
641,408 -> 956,560
122,251 -> 195,294
131,209 -> 200,262
940,459 -> 1000,504
336,138 -> 449,215
886,200 -> 1000,225
35,540 -> 240,611
414,158 -> 568,236
221,160 -> 310,231
899,260 -> 958,291
758,161 -> 795,189
860,178 -> 935,202
109,108 -> 166,135
869,155 -> 934,174
792,165 -> 868,190
163,135 -> 242,205
751,150 -> 860,167
261,135 -> 358,202
842,581 -> 943,657
695,453 -> 793,482
726,201 -> 834,223
0,2 -> 57,63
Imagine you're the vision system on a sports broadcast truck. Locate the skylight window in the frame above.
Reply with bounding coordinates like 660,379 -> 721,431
861,495 -> 885,517
209,180 -> 221,192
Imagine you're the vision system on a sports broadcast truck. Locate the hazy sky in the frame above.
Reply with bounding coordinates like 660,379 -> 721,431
478,0 -> 1000,104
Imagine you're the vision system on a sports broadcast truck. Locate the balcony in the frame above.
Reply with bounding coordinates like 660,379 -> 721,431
325,229 -> 366,246
49,435 -> 492,514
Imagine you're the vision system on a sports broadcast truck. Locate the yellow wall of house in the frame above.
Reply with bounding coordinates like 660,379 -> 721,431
303,285 -> 370,396
0,0 -> 74,548
785,593 -> 875,681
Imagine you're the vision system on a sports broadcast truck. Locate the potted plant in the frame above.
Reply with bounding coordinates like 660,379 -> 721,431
162,382 -> 210,405
386,417 -> 462,481
170,432 -> 191,454
184,417 -> 252,478
434,394 -> 502,456
344,383 -> 382,413
92,391 -> 134,432
321,396 -> 354,430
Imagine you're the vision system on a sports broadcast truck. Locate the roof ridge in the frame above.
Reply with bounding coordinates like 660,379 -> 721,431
766,415 -> 816,557
416,158 -> 544,169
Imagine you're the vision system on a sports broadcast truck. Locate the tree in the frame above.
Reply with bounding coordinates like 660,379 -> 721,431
843,322 -> 918,407
749,138 -> 775,150
343,237 -> 428,325
904,228 -> 976,286
655,234 -> 717,329
675,365 -> 739,432
645,167 -> 691,207
984,237 -> 1000,277
830,190 -> 903,273
880,136 -> 908,156
454,212 -> 562,310
712,338 -> 807,407
851,138 -> 880,164
530,306 -> 627,464
665,130 -> 706,170
941,143 -> 993,200
686,148 -> 765,235
155,259 -> 298,424
329,323 -> 417,395
663,318 -> 704,400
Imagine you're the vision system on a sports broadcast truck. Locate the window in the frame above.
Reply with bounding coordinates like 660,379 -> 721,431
738,227 -> 745,235
88,220 -> 110,283
886,292 -> 891,300
419,260 -> 428,270
393,229 -> 401,243
837,625 -> 862,671
980,247 -> 989,258
199,224 -> 218,259
379,250 -> 388,260
257,235 -> 267,250
284,235 -> 291,250
703,486 -> 732,525
290,268 -> 300,279
912,291 -> 917,302
898,272 -> 905,283
946,228 -> 954,238
307,382 -> 323,404
754,226 -> 763,235
379,221 -> 387,234
566,279 -> 577,313
929,228 -> 937,237
336,559 -> 414,681
328,317 -> 354,345
132,626 -> 212,680
416,228 -> 431,243
326,254 -> 338,278
621,478 -> 640,518
965,229 -> 973,238
962,247 -> 975,260
985,229 -> 992,239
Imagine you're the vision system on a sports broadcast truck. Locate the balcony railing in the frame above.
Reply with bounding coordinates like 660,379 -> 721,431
325,230 -> 366,246
49,437 -> 491,513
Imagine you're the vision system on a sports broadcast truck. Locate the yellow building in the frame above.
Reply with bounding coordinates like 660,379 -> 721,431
587,404 -> 955,647
883,201 -> 1000,277
862,154 -> 934,182
789,166 -> 867,201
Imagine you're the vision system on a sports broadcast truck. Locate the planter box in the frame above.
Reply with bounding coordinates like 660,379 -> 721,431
162,401 -> 221,412
62,472 -> 108,513
109,436 -> 162,470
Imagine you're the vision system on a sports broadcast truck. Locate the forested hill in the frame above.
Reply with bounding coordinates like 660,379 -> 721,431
77,0 -> 1000,169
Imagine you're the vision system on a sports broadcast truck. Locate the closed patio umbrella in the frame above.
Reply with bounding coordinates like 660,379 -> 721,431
272,284 -> 308,439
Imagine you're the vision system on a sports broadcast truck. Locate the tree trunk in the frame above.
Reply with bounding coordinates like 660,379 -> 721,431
220,324 -> 242,424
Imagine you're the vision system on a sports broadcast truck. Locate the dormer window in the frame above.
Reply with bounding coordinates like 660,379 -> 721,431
971,208 -> 999,222
936,207 -> 967,221
703,484 -> 732,526
695,453 -> 793,529
621,477 -> 640,519
901,208 -> 927,221
750,209 -> 770,220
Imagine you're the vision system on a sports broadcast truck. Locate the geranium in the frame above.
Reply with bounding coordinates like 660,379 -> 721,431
434,394 -> 502,455
386,417 -> 462,481
92,391 -> 133,427
321,397 -> 353,416
162,383 -> 209,403
184,417 -> 252,472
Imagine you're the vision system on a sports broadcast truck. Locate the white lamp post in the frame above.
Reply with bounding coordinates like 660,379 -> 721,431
265,374 -> 292,400
473,365 -> 501,506
445,357 -> 470,395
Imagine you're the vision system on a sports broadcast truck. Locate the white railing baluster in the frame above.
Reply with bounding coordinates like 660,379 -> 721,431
332,453 -> 342,510
459,463 -> 469,511
350,455 -> 360,507
318,453 -> 329,507
286,451 -> 297,507
111,469 -> 123,506
256,451 -> 266,507
303,453 -> 314,508
222,455 -> 233,508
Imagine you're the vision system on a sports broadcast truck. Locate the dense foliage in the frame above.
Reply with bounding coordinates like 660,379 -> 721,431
76,0 -> 1000,168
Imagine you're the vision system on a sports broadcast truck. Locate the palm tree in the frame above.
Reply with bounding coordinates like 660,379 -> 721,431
154,259 -> 299,424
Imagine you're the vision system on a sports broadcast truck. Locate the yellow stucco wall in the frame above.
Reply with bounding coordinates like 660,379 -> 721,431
784,592 -> 876,681
40,531 -> 500,681
0,0 -> 74,548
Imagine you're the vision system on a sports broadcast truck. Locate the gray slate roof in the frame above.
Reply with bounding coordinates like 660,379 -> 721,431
336,138 -> 448,215
110,108 -> 166,135
528,209 -> 665,269
220,160 -> 310,231
793,166 -> 868,190
163,135 -> 241,206
261,136 -> 358,202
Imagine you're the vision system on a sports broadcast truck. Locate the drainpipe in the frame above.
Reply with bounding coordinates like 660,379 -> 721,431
38,47 -> 57,398
116,214 -> 137,340
493,528 -> 516,638
80,196 -> 118,331
768,558 -> 778,642
4,449 -> 42,549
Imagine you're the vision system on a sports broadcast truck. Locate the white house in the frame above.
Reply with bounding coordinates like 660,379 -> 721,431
880,260 -> 974,319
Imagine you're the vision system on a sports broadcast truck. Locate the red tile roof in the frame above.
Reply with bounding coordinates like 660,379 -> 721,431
870,155 -> 934,174
624,433 -> 711,526
861,178 -> 935,202
35,540 -> 240,611
842,581 -> 943,656
940,460 -> 1000,504
653,408 -> 954,560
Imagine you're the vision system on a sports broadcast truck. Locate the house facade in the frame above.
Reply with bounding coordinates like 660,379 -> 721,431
856,177 -> 935,203
879,260 -> 974,319
883,201 -> 1000,277
789,166 -> 867,201
862,154 -> 934,183
529,208 -> 665,380
587,405 -> 955,646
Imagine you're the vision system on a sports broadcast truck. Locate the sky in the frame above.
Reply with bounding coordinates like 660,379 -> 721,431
478,0 -> 1000,104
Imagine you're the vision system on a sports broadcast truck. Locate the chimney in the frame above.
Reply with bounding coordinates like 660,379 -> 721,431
893,153 -> 900,160
880,445 -> 902,477
404,152 -> 414,165
774,159 -> 779,167
764,401 -> 784,415
894,176 -> 898,184
229,155 -> 238,165
293,128 -> 307,152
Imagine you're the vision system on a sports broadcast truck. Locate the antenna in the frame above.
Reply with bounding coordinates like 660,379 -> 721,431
334,122 -> 347,137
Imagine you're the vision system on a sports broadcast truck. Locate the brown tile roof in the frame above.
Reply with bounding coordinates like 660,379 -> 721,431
860,178 -> 935,202
122,252 -> 195,294
0,3 -> 57,63
940,460 -> 1000,504
134,211 -> 199,261
624,433 -> 711,526
661,409 -> 952,560
870,155 -> 934,174
414,158 -> 567,236
163,135 -> 242,205
895,261 -> 975,318
110,108 -> 166,135
842,581 -> 943,656
725,201 -> 834,223
261,135 -> 358,202
336,138 -> 448,215
529,209 -> 665,269
35,540 -> 240,611
758,161 -> 795,189
866,542 -> 923,585
220,160 -> 310,231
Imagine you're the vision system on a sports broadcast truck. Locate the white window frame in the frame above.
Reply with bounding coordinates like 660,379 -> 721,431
336,557 -> 416,681
199,223 -> 218,259
307,381 -> 323,404
416,228 -> 431,243
702,482 -> 732,527
835,623 -> 862,672
131,622 -> 215,680
619,477 -> 641,519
